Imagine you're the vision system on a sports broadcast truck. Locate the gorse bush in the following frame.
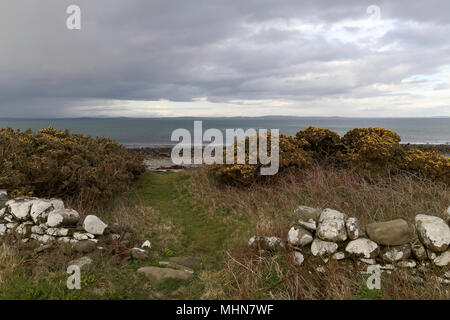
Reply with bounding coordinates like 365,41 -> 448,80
339,127 -> 403,173
296,126 -> 342,160
211,133 -> 312,186
0,127 -> 145,201
210,126 -> 449,186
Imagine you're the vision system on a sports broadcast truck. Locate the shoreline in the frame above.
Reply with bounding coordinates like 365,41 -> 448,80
133,143 -> 450,172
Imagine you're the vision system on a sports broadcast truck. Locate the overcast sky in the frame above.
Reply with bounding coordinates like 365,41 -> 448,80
1,0 -> 450,118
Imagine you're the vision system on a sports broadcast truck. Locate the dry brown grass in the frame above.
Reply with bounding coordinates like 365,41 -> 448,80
187,165 -> 450,300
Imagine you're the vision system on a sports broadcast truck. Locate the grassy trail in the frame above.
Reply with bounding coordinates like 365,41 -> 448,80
134,171 -> 237,266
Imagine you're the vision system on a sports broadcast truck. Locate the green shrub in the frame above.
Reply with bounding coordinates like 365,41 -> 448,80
0,127 -> 145,201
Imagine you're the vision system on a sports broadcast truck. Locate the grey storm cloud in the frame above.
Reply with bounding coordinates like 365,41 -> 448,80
1,0 -> 450,117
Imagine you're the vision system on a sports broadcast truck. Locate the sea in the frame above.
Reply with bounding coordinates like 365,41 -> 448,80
0,117 -> 449,148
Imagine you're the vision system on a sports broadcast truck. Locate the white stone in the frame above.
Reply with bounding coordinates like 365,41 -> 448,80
88,239 -> 98,243
4,215 -> 13,223
142,240 -> 152,248
293,251 -> 304,266
265,236 -> 284,248
6,222 -> 18,229
31,225 -> 45,235
111,233 -> 121,241
311,238 -> 338,257
6,199 -> 33,221
0,208 -> 5,218
47,209 -> 79,227
73,232 -> 90,241
332,251 -> 346,260
345,238 -> 379,259
397,260 -> 417,268
381,244 -> 412,263
16,223 -> 32,236
317,208 -> 347,242
46,228 -> 69,237
434,250 -> 450,266
427,248 -> 437,260
0,224 -> 6,236
415,214 -> 450,252
83,215 -> 108,235
360,258 -> 376,265
287,226 -> 313,247
346,217 -> 361,240
30,234 -> 55,244
50,199 -> 65,210
30,200 -> 54,224
58,237 -> 71,243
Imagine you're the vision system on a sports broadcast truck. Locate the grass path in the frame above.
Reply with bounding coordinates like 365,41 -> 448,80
134,171 -> 238,266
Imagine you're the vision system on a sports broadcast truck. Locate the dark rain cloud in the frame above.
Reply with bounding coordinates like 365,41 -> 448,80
0,0 -> 450,117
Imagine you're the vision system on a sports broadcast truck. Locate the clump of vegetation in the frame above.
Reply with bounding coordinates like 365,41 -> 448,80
296,126 -> 342,160
211,133 -> 312,186
339,127 -> 403,173
399,149 -> 450,185
210,126 -> 449,186
0,127 -> 145,201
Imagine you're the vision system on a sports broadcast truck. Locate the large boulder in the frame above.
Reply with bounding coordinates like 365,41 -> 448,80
294,205 -> 320,231
345,238 -> 379,259
287,226 -> 313,247
366,219 -> 414,246
415,214 -> 450,253
83,215 -> 108,235
30,199 -> 54,224
137,266 -> 193,284
316,208 -> 347,242
311,238 -> 338,257
47,209 -> 79,227
6,198 -> 34,221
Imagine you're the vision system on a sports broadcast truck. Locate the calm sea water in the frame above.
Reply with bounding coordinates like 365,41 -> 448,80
0,117 -> 449,147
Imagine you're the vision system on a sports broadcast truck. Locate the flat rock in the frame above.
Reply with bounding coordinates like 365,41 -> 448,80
415,214 -> 450,253
169,256 -> 201,268
381,244 -> 412,263
434,250 -> 450,266
137,266 -> 193,284
366,219 -> 414,246
287,226 -> 313,247
346,217 -> 361,240
317,208 -> 347,242
83,215 -> 108,235
159,261 -> 194,273
345,238 -> 379,259
311,238 -> 338,257
397,260 -> 417,268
